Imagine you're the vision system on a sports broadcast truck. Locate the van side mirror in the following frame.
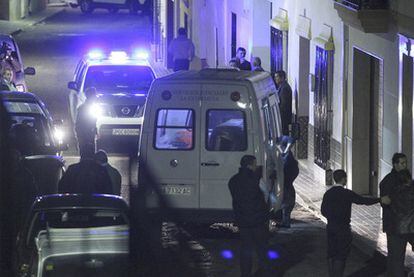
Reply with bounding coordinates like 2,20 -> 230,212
24,67 -> 36,75
67,81 -> 78,91
290,123 -> 300,140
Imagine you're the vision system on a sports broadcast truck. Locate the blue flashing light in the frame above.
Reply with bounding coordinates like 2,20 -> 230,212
267,250 -> 280,260
133,50 -> 149,60
88,50 -> 104,60
221,250 -> 234,260
109,51 -> 128,62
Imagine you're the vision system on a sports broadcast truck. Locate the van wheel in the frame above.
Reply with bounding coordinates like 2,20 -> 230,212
129,0 -> 138,14
80,0 -> 93,14
108,7 -> 118,14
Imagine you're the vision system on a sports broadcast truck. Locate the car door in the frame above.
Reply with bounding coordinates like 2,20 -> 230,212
143,84 -> 201,209
199,83 -> 254,210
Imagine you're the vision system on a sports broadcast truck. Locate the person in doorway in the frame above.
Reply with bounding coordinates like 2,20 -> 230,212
58,145 -> 113,194
168,27 -> 195,72
380,152 -> 410,277
278,136 -> 299,228
235,47 -> 251,71
228,155 -> 272,277
75,87 -> 97,157
0,68 -> 17,91
252,57 -> 264,72
274,70 -> 292,135
95,149 -> 122,196
321,169 -> 390,277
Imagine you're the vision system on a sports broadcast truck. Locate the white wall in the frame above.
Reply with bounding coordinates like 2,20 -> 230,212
270,0 -> 344,143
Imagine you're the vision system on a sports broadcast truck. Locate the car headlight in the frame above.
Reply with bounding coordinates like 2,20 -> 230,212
54,127 -> 65,144
89,103 -> 112,118
15,84 -> 25,92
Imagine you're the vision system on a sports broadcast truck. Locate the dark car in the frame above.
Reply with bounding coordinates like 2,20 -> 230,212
66,0 -> 151,14
1,91 -> 68,194
16,194 -> 129,277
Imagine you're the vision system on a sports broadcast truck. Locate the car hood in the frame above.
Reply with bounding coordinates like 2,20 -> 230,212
96,92 -> 147,105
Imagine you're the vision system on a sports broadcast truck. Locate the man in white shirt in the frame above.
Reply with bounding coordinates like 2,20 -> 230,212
168,28 -> 195,72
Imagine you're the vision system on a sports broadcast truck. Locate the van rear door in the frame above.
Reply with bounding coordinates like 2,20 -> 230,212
199,84 -> 254,210
144,84 -> 201,209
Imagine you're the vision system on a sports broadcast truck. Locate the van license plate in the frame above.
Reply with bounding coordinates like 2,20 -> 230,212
112,128 -> 140,136
161,186 -> 191,195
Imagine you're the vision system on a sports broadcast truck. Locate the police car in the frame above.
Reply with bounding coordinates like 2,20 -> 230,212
67,50 -> 155,152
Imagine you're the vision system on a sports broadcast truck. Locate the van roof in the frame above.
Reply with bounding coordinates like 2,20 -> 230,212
155,68 -> 272,83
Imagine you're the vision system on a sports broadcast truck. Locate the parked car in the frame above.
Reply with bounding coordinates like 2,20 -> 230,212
16,194 -> 129,277
1,91 -> 68,194
66,0 -> 151,14
0,34 -> 36,91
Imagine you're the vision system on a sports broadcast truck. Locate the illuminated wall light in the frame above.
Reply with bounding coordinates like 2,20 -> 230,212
220,250 -> 234,260
267,250 -> 280,260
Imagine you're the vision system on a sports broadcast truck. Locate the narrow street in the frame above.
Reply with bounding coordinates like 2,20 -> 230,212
0,5 -> 399,277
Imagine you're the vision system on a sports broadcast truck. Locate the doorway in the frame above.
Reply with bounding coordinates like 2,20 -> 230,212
401,54 -> 413,171
352,48 -> 381,195
166,0 -> 174,69
231,13 -> 237,58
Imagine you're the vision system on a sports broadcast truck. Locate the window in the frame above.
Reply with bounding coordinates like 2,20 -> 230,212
206,109 -> 247,151
231,13 -> 237,58
155,109 -> 194,150
314,46 -> 334,169
84,66 -> 154,92
270,27 -> 284,74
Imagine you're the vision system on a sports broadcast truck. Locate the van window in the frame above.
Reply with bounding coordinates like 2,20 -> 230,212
206,109 -> 247,151
154,109 -> 194,150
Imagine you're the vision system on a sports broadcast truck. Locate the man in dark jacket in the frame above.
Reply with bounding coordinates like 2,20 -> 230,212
322,169 -> 389,277
279,137 -> 299,228
235,47 -> 252,71
75,87 -> 97,157
228,155 -> 270,277
58,145 -> 113,194
380,152 -> 409,277
95,150 -> 122,196
274,70 -> 292,135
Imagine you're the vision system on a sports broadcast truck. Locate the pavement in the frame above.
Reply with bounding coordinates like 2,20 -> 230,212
0,5 -> 67,36
294,157 -> 414,271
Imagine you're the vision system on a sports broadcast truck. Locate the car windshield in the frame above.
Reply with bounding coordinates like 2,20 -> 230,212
84,65 -> 154,92
27,209 -> 128,247
42,254 -> 129,277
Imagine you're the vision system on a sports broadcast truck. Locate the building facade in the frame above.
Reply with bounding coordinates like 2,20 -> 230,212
162,0 -> 413,199
0,0 -> 47,21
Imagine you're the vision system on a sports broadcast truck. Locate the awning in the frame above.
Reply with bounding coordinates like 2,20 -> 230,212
313,24 -> 335,51
296,15 -> 311,40
269,8 -> 289,31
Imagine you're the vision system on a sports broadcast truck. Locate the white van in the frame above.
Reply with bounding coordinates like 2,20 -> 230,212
139,69 -> 287,223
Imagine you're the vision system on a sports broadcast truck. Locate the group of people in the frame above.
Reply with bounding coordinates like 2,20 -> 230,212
228,151 -> 414,277
59,146 -> 122,196
228,137 -> 299,277
321,153 -> 414,277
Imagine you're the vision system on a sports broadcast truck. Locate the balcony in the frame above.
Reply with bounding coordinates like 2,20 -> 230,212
334,0 -> 390,33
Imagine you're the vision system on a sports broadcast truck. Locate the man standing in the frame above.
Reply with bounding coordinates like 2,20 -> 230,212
58,145 -> 112,194
274,70 -> 292,135
235,47 -> 252,71
75,87 -> 97,157
168,27 -> 195,72
380,153 -> 409,277
95,150 -> 122,196
321,170 -> 389,277
228,155 -> 271,277
279,137 -> 299,228
0,68 -> 17,91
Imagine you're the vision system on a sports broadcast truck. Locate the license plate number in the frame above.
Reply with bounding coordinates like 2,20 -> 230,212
161,186 -> 191,195
112,128 -> 140,136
